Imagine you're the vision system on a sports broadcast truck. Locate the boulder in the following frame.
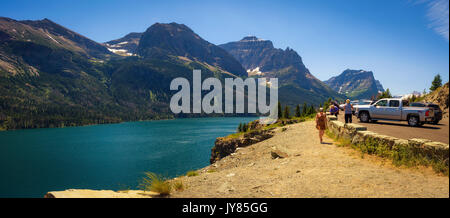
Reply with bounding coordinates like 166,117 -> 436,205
271,149 -> 288,159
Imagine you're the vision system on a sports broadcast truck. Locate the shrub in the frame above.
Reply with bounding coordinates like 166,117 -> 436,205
140,172 -> 172,196
173,180 -> 184,191
186,170 -> 199,177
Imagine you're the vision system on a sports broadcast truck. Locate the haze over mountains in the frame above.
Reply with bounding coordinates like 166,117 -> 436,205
0,17 -> 383,129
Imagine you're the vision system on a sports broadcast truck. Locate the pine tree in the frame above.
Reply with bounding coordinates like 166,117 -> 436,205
283,106 -> 290,119
308,105 -> 315,115
295,104 -> 301,117
277,101 -> 282,120
302,103 -> 308,116
238,123 -> 243,132
243,123 -> 248,132
378,88 -> 392,99
430,74 -> 442,92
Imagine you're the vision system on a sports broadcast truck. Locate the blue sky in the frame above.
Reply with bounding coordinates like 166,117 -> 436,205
1,0 -> 448,95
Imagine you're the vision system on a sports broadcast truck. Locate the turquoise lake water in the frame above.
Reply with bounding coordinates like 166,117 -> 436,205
0,117 -> 255,197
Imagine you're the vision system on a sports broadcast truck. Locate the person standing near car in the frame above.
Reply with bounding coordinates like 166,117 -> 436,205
344,99 -> 353,123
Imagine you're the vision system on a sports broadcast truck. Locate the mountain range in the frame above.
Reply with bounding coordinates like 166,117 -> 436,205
219,36 -> 342,106
0,17 -> 381,129
324,69 -> 384,99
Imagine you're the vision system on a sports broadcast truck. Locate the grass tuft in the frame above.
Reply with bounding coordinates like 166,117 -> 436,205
173,180 -> 184,191
139,172 -> 172,196
186,170 -> 199,177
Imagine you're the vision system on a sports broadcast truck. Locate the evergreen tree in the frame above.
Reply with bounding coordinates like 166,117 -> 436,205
295,104 -> 301,117
430,74 -> 442,92
283,106 -> 290,119
238,123 -> 243,132
243,123 -> 248,132
277,101 -> 282,120
308,105 -> 315,115
378,88 -> 392,99
302,103 -> 308,116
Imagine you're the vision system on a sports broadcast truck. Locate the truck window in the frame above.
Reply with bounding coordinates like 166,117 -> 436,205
389,100 -> 400,107
375,100 -> 388,107
403,100 -> 411,107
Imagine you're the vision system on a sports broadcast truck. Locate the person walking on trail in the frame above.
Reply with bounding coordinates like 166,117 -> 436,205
344,99 -> 353,124
315,108 -> 327,144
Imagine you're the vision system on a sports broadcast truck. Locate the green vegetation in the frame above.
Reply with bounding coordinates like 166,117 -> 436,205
173,180 -> 184,191
283,105 -> 290,119
430,74 -> 442,92
139,172 -> 172,196
326,130 -> 449,176
206,169 -> 217,173
186,170 -> 199,177
377,88 -> 392,100
294,104 -> 301,117
237,122 -> 249,133
277,101 -> 283,119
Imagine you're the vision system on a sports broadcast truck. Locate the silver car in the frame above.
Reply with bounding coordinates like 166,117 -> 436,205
355,98 -> 435,127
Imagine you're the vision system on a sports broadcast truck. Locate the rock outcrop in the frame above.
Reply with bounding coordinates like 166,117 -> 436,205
210,129 -> 274,164
423,82 -> 449,117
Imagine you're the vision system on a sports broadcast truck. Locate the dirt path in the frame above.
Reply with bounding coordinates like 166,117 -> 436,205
336,114 -> 449,144
172,120 -> 449,198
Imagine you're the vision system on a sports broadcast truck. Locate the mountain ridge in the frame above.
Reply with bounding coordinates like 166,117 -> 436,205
219,36 -> 343,106
324,69 -> 384,99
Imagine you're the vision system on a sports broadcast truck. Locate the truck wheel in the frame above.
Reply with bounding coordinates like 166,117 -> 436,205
359,112 -> 370,123
407,116 -> 419,127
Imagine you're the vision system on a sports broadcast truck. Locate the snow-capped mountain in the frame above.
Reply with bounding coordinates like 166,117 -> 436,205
104,32 -> 142,56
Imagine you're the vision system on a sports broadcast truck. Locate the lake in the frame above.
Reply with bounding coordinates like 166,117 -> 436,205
0,117 -> 255,197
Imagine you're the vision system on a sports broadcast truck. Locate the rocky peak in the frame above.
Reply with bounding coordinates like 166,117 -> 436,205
136,22 -> 247,77
324,69 -> 383,99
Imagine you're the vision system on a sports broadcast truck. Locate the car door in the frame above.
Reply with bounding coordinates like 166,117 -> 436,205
372,100 -> 388,119
386,100 -> 401,120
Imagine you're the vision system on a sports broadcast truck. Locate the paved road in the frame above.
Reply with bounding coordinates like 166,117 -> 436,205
335,113 -> 449,144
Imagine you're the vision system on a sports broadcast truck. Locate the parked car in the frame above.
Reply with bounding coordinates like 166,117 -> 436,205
409,102 -> 442,124
355,98 -> 436,127
352,100 -> 373,114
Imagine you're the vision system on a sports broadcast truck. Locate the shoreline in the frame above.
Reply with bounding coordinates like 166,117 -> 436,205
0,115 -> 259,132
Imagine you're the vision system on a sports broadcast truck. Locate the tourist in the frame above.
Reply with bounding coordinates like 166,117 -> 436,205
315,108 -> 327,144
344,99 -> 353,123
330,105 -> 339,118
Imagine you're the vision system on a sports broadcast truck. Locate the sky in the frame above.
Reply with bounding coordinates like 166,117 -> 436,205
1,0 -> 448,95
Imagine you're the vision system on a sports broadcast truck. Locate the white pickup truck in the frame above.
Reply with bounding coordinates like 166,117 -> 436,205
355,98 -> 435,127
